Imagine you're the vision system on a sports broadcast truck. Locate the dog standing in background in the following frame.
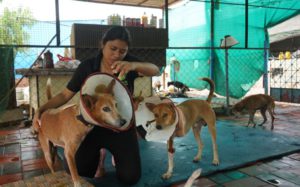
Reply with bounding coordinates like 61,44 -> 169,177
146,77 -> 219,179
232,94 -> 275,130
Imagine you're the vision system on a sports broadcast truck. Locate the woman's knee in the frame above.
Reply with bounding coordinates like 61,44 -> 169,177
117,169 -> 141,185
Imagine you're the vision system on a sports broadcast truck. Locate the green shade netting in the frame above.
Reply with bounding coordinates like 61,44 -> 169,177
166,0 -> 300,98
0,48 -> 14,113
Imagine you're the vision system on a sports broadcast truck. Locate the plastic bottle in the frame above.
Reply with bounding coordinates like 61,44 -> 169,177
278,52 -> 284,60
107,15 -> 112,25
285,51 -> 291,59
159,18 -> 164,28
116,14 -> 121,25
150,14 -> 157,28
64,47 -> 71,58
142,12 -> 148,27
122,16 -> 126,26
43,50 -> 54,69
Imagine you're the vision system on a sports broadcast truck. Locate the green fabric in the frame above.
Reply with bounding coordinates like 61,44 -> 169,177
167,0 -> 300,98
0,48 -> 14,113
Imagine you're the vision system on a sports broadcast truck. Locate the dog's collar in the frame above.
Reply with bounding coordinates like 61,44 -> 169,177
76,114 -> 94,127
173,106 -> 184,133
135,97 -> 178,142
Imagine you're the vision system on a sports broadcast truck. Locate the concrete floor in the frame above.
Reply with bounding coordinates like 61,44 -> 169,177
0,101 -> 299,186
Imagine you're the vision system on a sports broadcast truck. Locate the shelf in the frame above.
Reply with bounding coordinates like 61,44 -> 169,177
71,24 -> 168,49
70,24 -> 167,67
16,68 -> 75,76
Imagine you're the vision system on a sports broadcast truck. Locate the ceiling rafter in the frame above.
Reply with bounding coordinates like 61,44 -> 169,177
75,0 -> 182,9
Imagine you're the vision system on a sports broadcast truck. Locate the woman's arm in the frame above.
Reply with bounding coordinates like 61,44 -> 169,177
32,87 -> 75,133
37,88 -> 75,116
132,62 -> 160,76
112,61 -> 160,78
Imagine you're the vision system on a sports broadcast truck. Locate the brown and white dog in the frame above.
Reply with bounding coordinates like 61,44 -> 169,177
231,94 -> 275,130
145,77 -> 219,179
33,78 -> 126,187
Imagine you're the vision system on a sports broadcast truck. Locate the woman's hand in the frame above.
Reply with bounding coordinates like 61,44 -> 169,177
111,61 -> 136,78
111,61 -> 160,77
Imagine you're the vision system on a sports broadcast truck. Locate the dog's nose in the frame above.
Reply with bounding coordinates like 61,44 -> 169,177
156,125 -> 162,130
120,119 -> 127,126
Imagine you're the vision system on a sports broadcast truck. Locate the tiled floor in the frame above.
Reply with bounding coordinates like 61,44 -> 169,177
0,102 -> 299,186
0,127 -> 64,185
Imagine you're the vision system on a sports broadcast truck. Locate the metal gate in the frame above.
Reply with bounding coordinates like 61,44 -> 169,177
269,50 -> 300,103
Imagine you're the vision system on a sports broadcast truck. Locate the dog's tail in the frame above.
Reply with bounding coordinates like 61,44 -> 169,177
200,77 -> 215,103
46,78 -> 52,100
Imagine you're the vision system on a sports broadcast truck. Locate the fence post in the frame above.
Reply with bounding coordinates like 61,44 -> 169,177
264,40 -> 269,95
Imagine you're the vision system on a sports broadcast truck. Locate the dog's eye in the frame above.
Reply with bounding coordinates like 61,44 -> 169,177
154,114 -> 158,118
162,113 -> 168,118
103,107 -> 111,112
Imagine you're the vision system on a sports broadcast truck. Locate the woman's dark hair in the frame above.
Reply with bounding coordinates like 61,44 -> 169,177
101,26 -> 132,46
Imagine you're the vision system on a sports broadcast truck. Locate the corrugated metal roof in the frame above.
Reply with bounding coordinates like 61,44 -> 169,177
268,15 -> 300,43
75,0 -> 182,9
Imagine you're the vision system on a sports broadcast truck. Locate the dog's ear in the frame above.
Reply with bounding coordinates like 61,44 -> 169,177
167,81 -> 171,87
105,79 -> 116,95
95,84 -> 107,93
133,91 -> 144,111
145,102 -> 156,112
137,90 -> 143,98
133,91 -> 144,102
184,85 -> 190,91
82,94 -> 97,109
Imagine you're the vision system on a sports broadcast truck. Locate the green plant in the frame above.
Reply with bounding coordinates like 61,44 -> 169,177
0,7 -> 36,51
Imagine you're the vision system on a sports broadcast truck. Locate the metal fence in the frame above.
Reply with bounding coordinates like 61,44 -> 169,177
269,49 -> 300,103
0,16 -> 299,126
2,46 -> 300,125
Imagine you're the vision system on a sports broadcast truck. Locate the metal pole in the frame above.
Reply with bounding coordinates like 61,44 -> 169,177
55,0 -> 60,46
263,40 -> 269,95
225,48 -> 230,115
165,0 -> 169,47
210,0 -> 215,80
245,0 -> 248,48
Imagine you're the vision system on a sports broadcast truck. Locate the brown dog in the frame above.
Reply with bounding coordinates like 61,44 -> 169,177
145,77 -> 219,179
33,78 -> 126,187
231,94 -> 275,130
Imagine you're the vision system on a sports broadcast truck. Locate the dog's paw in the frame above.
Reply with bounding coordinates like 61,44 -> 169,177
74,181 -> 82,187
161,172 -> 172,180
193,156 -> 201,162
212,159 -> 219,165
192,159 -> 199,163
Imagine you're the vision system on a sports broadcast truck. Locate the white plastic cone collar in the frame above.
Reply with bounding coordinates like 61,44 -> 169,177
79,73 -> 134,131
135,96 -> 178,142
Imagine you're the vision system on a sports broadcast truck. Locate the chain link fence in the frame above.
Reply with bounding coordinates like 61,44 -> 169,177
269,49 -> 300,103
1,4 -> 298,125
0,18 -> 165,124
1,43 -> 268,125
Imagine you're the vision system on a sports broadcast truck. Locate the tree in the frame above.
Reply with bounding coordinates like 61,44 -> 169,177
0,5 -> 36,111
0,7 -> 36,49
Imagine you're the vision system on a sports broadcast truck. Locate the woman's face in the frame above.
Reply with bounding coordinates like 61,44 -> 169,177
102,39 -> 128,66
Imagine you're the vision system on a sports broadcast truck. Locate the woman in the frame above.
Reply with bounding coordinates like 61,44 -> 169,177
35,26 -> 160,185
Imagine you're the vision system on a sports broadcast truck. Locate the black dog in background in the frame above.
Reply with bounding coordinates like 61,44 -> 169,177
167,81 -> 190,98
167,81 -> 190,93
